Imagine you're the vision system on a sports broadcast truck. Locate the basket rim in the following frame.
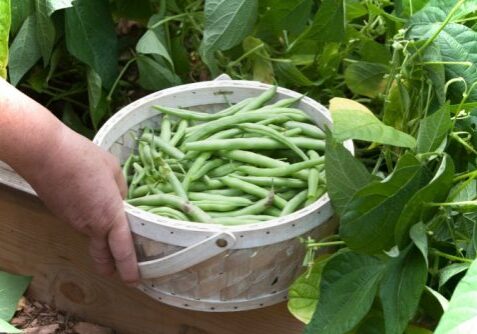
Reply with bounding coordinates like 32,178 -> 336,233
94,79 -> 352,244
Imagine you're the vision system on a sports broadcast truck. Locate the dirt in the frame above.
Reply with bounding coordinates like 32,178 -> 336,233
10,297 -> 114,334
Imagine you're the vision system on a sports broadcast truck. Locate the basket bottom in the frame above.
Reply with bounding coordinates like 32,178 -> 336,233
138,283 -> 288,312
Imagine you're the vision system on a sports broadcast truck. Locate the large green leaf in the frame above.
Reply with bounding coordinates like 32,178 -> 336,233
256,0 -> 312,40
408,0 -> 477,102
199,0 -> 258,76
435,258 -> 477,334
10,0 -> 33,35
0,271 -> 31,321
344,61 -> 389,98
325,135 -> 373,215
8,14 -> 41,85
35,0 -> 73,64
340,154 -> 429,254
439,263 -> 470,289
329,98 -> 417,148
243,36 -> 274,83
0,319 -> 21,334
136,29 -> 173,69
287,256 -> 330,324
305,252 -> 385,334
302,0 -> 345,45
65,0 -> 118,89
137,55 -> 181,91
0,0 -> 10,79
416,104 -> 452,153
379,246 -> 428,334
274,61 -> 313,87
86,67 -> 109,130
394,155 -> 454,246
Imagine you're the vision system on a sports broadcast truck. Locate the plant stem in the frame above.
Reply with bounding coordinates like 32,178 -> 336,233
306,241 -> 345,248
228,43 -> 265,67
107,57 -> 136,101
430,249 -> 472,263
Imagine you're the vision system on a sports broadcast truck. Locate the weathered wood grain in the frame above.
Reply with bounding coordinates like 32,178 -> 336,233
0,185 -> 303,334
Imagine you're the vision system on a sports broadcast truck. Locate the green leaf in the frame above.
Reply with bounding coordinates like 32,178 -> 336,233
8,14 -> 41,85
352,310 -> 385,334
274,61 -> 313,86
417,104 -> 452,154
435,258 -> 477,334
35,0 -> 73,64
113,0 -> 153,22
243,36 -> 274,83
340,154 -> 429,254
0,0 -> 10,78
346,0 -> 368,21
199,0 -> 258,76
325,135 -> 373,215
65,0 -> 118,89
408,23 -> 477,102
395,155 -> 454,245
439,263 -> 470,288
287,255 -> 330,324
302,0 -> 345,44
256,0 -> 312,40
405,324 -> 434,334
305,252 -> 385,334
394,0 -> 429,18
409,0 -> 477,25
0,319 -> 21,334
344,61 -> 389,98
10,0 -> 33,35
358,39 -> 392,65
137,55 -> 181,91
379,246 -> 428,334
136,29 -> 173,69
410,222 -> 429,265
62,102 -> 95,138
329,98 -> 417,148
0,270 -> 31,321
86,67 -> 108,129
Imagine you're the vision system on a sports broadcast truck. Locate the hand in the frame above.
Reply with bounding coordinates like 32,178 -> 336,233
26,126 -> 140,286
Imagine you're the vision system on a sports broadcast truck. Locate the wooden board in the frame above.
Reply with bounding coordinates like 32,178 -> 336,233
0,185 -> 303,334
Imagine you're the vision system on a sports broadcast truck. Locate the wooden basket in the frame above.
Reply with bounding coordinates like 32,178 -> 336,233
91,75 -> 352,312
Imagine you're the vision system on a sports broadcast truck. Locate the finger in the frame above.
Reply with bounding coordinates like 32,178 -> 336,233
89,237 -> 116,277
108,214 -> 140,286
115,170 -> 128,199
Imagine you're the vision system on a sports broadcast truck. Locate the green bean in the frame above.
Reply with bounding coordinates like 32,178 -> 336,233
182,152 -> 211,191
283,128 -> 302,136
141,133 -> 185,160
204,188 -> 245,196
238,158 -> 325,177
192,159 -> 223,181
170,119 -> 188,146
280,190 -> 308,216
208,194 -> 274,218
157,157 -> 188,199
184,137 -> 325,152
284,121 -> 325,139
221,176 -> 287,209
264,207 -> 282,216
160,115 -> 172,142
128,163 -> 146,198
230,175 -> 307,188
202,176 -> 226,190
262,95 -> 302,109
237,85 -> 277,112
154,98 -> 253,122
279,189 -> 300,200
192,201 -> 248,212
305,186 -> 327,206
149,207 -> 190,221
128,194 -> 213,223
307,150 -> 321,203
122,154 -> 135,180
137,205 -> 155,211
131,178 -> 223,198
218,150 -> 308,180
184,112 -> 309,143
188,192 -> 252,205
239,123 -> 309,160
208,162 -> 239,178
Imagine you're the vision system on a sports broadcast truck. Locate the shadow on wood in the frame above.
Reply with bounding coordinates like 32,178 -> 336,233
0,185 -> 303,334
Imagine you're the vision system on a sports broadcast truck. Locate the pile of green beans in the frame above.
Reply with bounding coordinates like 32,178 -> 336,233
123,86 -> 327,226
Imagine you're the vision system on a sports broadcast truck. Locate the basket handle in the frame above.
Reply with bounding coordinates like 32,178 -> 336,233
138,231 -> 236,279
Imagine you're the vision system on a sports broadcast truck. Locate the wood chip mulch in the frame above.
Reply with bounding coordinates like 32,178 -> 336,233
9,297 -> 114,334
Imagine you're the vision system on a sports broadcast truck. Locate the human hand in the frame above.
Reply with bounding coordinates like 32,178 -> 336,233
25,126 -> 140,286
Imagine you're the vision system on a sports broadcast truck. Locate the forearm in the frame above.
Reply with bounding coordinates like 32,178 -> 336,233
0,78 -> 65,180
